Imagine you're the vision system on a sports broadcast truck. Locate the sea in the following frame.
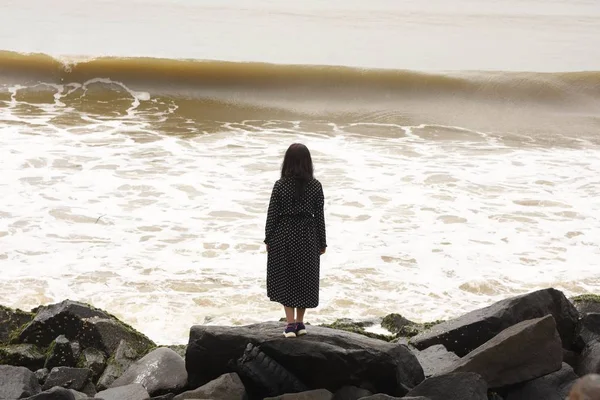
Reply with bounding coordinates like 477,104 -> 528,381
1,0 -> 599,344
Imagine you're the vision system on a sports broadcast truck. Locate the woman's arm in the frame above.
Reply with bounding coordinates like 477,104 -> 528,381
315,181 -> 327,252
264,181 -> 280,245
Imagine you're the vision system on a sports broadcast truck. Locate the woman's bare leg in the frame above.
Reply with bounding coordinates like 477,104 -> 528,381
296,308 -> 306,323
284,306 -> 295,324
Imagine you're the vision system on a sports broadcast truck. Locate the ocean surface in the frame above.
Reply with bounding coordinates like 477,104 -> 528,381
1,0 -> 599,344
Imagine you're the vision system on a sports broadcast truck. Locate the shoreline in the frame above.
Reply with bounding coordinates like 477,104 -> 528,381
2,288 -> 600,399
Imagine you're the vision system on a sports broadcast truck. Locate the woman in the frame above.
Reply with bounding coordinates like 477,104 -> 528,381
264,143 -> 327,338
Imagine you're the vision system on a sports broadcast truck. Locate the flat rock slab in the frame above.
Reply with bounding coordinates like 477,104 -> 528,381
173,373 -> 246,400
506,362 -> 577,400
112,347 -> 187,396
406,372 -> 487,400
24,387 -> 78,400
42,368 -> 91,392
444,315 -> 563,388
0,365 -> 42,399
412,288 -> 578,356
412,344 -> 459,378
186,322 -> 424,396
265,389 -> 333,400
96,383 -> 149,400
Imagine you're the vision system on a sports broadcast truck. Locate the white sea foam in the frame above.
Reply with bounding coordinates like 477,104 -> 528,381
0,81 -> 599,344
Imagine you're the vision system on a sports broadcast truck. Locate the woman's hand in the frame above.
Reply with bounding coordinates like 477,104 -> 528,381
320,248 -> 326,255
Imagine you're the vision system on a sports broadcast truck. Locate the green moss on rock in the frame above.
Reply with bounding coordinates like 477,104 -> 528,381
381,313 -> 445,339
1,305 -> 34,345
571,294 -> 600,303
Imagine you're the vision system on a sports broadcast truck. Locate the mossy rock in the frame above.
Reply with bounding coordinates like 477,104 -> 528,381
381,313 -> 445,339
570,294 -> 600,315
321,319 -> 393,342
0,305 -> 34,345
163,344 -> 187,359
17,300 -> 155,358
0,343 -> 46,370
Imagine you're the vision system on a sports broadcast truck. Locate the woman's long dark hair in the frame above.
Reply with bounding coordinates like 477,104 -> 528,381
281,143 -> 314,199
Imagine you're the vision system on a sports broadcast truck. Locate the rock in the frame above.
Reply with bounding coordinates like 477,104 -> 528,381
381,315 -> 443,339
563,348 -> 578,369
70,342 -> 81,363
96,340 -> 140,390
164,345 -> 186,359
571,294 -> 600,315
0,305 -> 34,345
96,383 -> 150,400
78,348 -> 106,381
444,315 -> 562,388
412,288 -> 579,356
16,300 -> 155,357
575,313 -> 600,351
356,395 -> 404,400
506,362 -> 577,400
235,342 -> 308,398
264,389 -> 334,400
173,372 -> 246,400
406,372 -> 487,400
35,369 -> 49,384
45,336 -> 77,370
186,322 -> 424,396
69,389 -> 92,400
0,344 -> 46,370
23,387 -> 77,400
149,394 -> 174,400
332,386 -> 372,400
576,340 -> 600,376
111,347 -> 187,396
412,344 -> 459,378
0,365 -> 42,399
42,367 -> 92,392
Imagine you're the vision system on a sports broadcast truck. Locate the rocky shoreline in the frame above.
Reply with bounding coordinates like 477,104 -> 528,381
1,288 -> 600,399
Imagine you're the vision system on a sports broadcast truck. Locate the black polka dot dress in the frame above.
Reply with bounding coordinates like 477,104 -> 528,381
264,178 -> 327,309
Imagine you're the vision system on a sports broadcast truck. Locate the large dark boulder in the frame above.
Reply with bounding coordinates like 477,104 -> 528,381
412,288 -> 578,356
42,368 -> 92,392
111,348 -> 187,396
173,373 -> 246,400
16,300 -> 154,357
264,389 -> 333,400
412,344 -> 459,378
97,340 -> 141,390
576,340 -> 600,376
96,383 -> 149,400
444,315 -> 562,388
45,336 -> 77,370
332,386 -> 372,400
0,344 -> 46,370
506,362 -> 577,400
405,372 -> 487,400
0,365 -> 42,399
186,322 -> 424,396
0,305 -> 34,345
575,313 -> 600,351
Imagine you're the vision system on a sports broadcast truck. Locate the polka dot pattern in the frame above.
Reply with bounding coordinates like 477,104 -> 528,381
264,178 -> 327,309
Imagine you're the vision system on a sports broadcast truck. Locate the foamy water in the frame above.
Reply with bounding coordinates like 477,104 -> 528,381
1,81 -> 599,344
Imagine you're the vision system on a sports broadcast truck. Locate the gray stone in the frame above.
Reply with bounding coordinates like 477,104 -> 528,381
95,383 -> 149,400
265,389 -> 334,400
42,367 -> 92,392
0,344 -> 46,370
412,288 -> 578,356
406,372 -> 487,400
333,386 -> 372,400
186,322 -> 424,396
444,315 -> 563,388
111,347 -> 186,396
575,313 -> 600,351
96,340 -> 139,390
506,363 -> 578,400
35,369 -> 49,385
23,386 -> 77,400
357,395 -> 404,400
78,348 -> 106,381
45,336 -> 77,370
174,373 -> 246,400
69,389 -> 91,400
0,365 -> 42,399
412,344 -> 459,378
149,394 -> 174,400
576,340 -> 600,376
